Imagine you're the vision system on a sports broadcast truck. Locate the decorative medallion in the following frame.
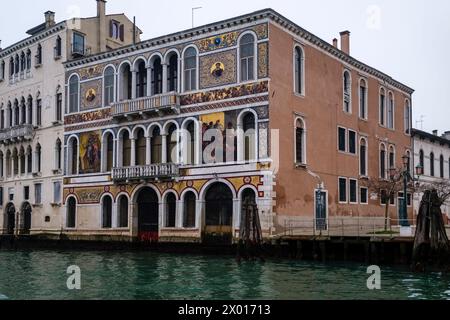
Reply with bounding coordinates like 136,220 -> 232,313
167,182 -> 174,189
186,180 -> 194,188
104,186 -> 110,193
85,88 -> 97,102
210,62 -> 225,78
243,176 -> 252,184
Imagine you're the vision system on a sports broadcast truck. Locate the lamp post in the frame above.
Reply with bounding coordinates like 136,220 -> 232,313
401,155 -> 410,227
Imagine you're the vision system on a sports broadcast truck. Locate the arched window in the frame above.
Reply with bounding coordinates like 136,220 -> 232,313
26,146 -> 32,174
387,92 -> 394,129
404,100 -> 411,134
0,104 -> 3,130
119,63 -> 132,101
103,132 -> 114,172
166,124 -> 178,164
165,193 -> 177,228
380,144 -> 386,179
184,121 -> 196,165
55,139 -> 62,170
27,95 -> 33,125
68,75 -> 79,113
122,131 -> 131,167
26,50 -> 31,70
359,79 -> 367,120
66,197 -> 77,228
102,196 -> 113,229
20,52 -> 26,72
240,34 -> 256,82
36,144 -> 42,173
295,118 -> 306,165
14,99 -> 19,126
343,70 -> 351,113
419,150 -> 425,175
20,97 -> 26,124
11,149 -> 18,176
183,191 -> 196,228
19,147 -> 25,175
135,60 -> 147,98
430,152 -> 435,177
294,46 -> 305,95
167,52 -> 178,92
135,128 -> 146,166
55,36 -> 62,57
15,54 -> 19,74
151,56 -> 163,95
389,146 -> 395,170
6,150 -> 11,177
9,57 -> 14,77
379,88 -> 386,126
183,48 -> 197,92
0,60 -> 5,80
68,138 -> 78,175
0,152 -> 3,178
36,44 -> 42,65
243,113 -> 256,162
7,102 -> 12,127
118,195 -> 129,228
440,155 -> 444,178
151,126 -> 162,164
104,66 -> 115,106
360,138 -> 368,176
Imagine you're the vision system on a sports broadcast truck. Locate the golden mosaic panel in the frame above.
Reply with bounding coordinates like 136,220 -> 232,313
200,50 -> 237,89
80,79 -> 102,110
258,42 -> 268,79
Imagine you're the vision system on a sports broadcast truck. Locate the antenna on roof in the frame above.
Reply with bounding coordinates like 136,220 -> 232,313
416,115 -> 425,130
192,7 -> 202,28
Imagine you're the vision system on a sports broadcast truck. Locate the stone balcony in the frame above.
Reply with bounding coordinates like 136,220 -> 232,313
0,124 -> 34,145
112,163 -> 180,182
111,92 -> 181,120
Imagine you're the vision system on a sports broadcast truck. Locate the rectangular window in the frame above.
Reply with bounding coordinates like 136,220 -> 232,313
53,181 -> 61,204
349,179 -> 358,203
407,193 -> 412,207
360,187 -> 368,204
390,193 -> 395,205
360,85 -> 367,119
380,94 -> 385,125
380,189 -> 387,205
0,187 -> 3,207
24,186 -> 30,201
338,178 -> 347,203
73,33 -> 85,55
348,130 -> 357,154
56,93 -> 62,121
35,183 -> 42,205
338,127 -> 346,152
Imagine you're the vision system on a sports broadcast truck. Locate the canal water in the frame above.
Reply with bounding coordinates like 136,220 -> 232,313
0,249 -> 449,300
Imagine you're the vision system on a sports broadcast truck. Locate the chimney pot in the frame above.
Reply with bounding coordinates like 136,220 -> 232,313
97,0 -> 107,17
340,30 -> 350,55
442,131 -> 450,140
433,130 -> 438,136
44,11 -> 56,28
332,38 -> 338,48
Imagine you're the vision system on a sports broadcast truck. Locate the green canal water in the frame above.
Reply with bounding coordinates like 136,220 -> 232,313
0,249 -> 449,300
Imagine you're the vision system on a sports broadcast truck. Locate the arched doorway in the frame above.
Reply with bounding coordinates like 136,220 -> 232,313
21,202 -> 32,235
137,187 -> 159,242
204,183 -> 233,245
5,203 -> 16,235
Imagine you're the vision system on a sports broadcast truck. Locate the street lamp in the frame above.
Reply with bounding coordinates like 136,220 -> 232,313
401,154 -> 410,227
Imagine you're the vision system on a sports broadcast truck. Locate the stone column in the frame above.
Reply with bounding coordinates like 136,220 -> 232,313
130,138 -> 136,167
162,63 -> 168,93
113,138 -> 118,168
233,198 -> 241,238
176,200 -> 183,228
195,200 -> 204,231
146,136 -> 151,165
131,71 -> 137,99
161,134 -> 167,164
146,67 -> 152,96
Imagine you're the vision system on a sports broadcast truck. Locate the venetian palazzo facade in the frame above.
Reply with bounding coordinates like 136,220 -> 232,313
412,129 -> 450,219
0,0 -> 141,236
61,9 -> 414,244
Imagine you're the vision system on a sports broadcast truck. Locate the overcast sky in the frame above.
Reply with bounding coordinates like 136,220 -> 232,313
1,0 -> 449,134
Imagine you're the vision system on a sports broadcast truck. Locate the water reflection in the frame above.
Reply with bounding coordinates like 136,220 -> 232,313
1,250 -> 450,300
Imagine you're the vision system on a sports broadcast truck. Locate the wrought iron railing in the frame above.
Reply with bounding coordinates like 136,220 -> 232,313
112,163 -> 179,181
111,92 -> 180,116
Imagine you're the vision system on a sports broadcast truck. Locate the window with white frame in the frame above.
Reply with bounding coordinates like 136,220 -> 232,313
404,99 -> 411,134
349,179 -> 358,204
379,88 -> 386,126
338,127 -> 346,152
294,46 -> 305,95
359,79 -> 368,120
359,137 -> 368,176
34,183 -> 42,205
348,130 -> 357,154
183,47 -> 197,92
380,143 -> 387,179
68,75 -> 79,113
360,187 -> 368,204
53,181 -> 61,204
387,92 -> 394,129
343,70 -> 351,113
295,117 -> 306,165
240,34 -> 256,82
338,177 -> 347,203
389,146 -> 395,170
104,66 -> 115,106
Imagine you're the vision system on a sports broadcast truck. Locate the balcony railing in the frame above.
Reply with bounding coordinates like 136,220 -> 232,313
112,163 -> 179,181
0,124 -> 34,144
111,92 -> 180,117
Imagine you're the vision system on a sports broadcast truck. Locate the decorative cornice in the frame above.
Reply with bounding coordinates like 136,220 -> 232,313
64,8 -> 414,95
0,23 -> 66,58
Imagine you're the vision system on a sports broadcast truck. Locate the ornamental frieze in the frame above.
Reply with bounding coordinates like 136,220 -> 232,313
64,108 -> 111,126
181,81 -> 268,106
199,50 -> 237,89
258,42 -> 269,79
77,64 -> 105,81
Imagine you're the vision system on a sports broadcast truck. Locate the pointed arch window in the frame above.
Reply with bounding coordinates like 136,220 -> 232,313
359,79 -> 368,120
295,117 -> 306,165
343,71 -> 351,113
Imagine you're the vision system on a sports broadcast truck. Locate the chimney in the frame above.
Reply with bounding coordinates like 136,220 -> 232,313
433,130 -> 438,136
332,38 -> 338,48
97,0 -> 107,52
45,11 -> 56,28
340,30 -> 350,55
443,131 -> 450,140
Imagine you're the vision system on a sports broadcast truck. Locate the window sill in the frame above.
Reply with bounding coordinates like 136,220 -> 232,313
295,163 -> 307,169
52,169 -> 63,175
32,172 -> 42,178
358,118 -> 368,122
293,92 -> 306,99
54,55 -> 62,61
52,120 -> 63,126
32,204 -> 43,208
35,64 -> 42,69
51,203 -> 62,207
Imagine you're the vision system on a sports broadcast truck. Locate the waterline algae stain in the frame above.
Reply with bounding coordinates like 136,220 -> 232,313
1,250 -> 450,300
